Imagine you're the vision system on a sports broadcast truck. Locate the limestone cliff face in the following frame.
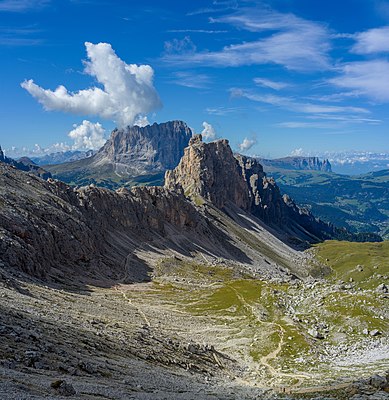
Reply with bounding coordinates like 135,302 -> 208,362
165,135 -> 289,225
165,135 -> 353,242
93,120 -> 193,175
165,135 -> 249,209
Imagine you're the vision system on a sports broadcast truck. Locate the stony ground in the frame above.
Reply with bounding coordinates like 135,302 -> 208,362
0,247 -> 388,399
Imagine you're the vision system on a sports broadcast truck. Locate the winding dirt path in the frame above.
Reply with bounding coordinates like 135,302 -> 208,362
229,285 -> 311,387
115,285 -> 151,327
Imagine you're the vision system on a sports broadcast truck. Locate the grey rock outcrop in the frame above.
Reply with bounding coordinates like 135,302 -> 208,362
165,135 -> 357,244
165,135 -> 250,210
94,120 -> 193,174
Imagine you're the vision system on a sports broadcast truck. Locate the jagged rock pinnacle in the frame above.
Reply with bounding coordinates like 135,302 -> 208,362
165,136 -> 352,243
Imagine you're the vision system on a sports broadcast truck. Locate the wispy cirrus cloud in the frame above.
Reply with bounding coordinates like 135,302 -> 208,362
0,0 -> 49,12
351,26 -> 389,54
230,88 -> 370,114
306,114 -> 381,124
171,71 -> 211,89
164,36 -> 196,54
253,77 -> 290,90
329,60 -> 389,102
311,90 -> 363,103
0,26 -> 42,46
165,7 -> 332,72
0,36 -> 42,46
278,121 -> 336,129
205,106 -> 242,115
167,29 -> 227,34
186,1 -> 238,16
279,116 -> 381,129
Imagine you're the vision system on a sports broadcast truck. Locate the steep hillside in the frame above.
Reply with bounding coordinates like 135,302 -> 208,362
0,160 -> 311,285
166,135 -> 381,244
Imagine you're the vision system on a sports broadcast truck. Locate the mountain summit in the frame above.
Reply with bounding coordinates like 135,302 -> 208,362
46,121 -> 193,187
94,120 -> 193,175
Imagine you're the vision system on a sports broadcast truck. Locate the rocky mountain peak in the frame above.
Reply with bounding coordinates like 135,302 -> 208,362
165,135 -> 249,210
165,135 -> 286,220
93,120 -> 193,175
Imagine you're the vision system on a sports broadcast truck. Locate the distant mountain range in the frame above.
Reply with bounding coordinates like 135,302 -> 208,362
246,155 -> 388,239
257,156 -> 332,172
296,151 -> 389,175
31,149 -> 96,165
0,146 -> 51,179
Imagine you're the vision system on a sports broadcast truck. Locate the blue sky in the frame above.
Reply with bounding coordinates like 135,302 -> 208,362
1,0 -> 389,157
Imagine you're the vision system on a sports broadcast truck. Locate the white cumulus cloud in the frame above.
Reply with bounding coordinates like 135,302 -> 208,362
21,42 -> 162,127
201,121 -> 217,141
68,120 -> 106,150
238,137 -> 256,151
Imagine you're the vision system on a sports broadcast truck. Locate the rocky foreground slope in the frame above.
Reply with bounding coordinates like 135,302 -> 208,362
0,132 -> 388,399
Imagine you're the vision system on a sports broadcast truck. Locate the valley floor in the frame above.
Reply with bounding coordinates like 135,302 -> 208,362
0,247 -> 388,399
